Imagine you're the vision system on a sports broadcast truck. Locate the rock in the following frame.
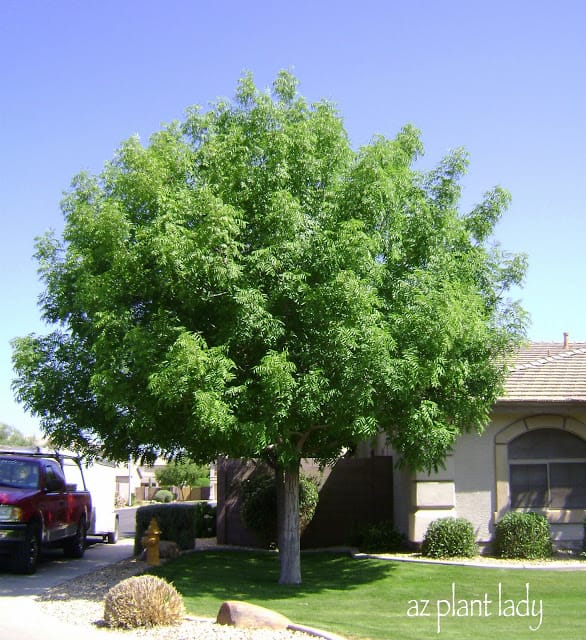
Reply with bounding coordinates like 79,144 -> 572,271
158,540 -> 180,558
139,539 -> 180,560
216,601 -> 291,629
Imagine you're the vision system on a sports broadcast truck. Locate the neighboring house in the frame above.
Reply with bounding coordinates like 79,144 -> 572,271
115,458 -> 217,504
115,458 -> 167,504
358,336 -> 586,550
115,460 -> 142,505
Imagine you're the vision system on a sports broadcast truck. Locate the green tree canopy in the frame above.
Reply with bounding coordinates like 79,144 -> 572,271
155,460 -> 209,487
12,71 -> 527,583
0,422 -> 37,447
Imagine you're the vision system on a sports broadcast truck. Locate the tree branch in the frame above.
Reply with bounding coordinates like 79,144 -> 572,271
295,424 -> 326,453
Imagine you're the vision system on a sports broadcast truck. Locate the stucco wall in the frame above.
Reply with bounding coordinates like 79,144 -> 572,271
383,406 -> 586,548
451,427 -> 498,542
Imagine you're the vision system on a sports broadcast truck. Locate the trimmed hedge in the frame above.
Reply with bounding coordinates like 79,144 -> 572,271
494,511 -> 553,559
134,503 -> 196,555
421,517 -> 477,558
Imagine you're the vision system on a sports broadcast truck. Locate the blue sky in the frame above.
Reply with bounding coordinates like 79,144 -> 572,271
1,1 -> 585,436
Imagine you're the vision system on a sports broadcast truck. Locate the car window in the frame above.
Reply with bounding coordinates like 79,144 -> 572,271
0,459 -> 39,489
45,462 -> 65,491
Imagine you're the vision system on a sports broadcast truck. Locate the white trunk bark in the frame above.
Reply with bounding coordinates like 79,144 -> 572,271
276,464 -> 301,584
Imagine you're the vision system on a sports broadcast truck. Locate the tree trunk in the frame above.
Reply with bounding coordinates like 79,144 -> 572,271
276,463 -> 301,584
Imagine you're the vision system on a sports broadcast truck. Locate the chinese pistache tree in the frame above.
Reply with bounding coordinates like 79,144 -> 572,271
12,72 -> 527,584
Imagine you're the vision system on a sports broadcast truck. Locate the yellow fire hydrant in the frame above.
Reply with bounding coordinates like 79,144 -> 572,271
141,517 -> 161,566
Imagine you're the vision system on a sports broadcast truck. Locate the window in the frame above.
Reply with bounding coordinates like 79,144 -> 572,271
44,463 -> 65,492
509,429 -> 586,509
509,464 -> 547,508
0,459 -> 39,489
550,462 -> 586,508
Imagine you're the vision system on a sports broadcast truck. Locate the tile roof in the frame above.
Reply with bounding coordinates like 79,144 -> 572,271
500,342 -> 586,403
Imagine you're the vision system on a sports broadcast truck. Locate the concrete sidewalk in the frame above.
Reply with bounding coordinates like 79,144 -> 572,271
0,596 -> 115,640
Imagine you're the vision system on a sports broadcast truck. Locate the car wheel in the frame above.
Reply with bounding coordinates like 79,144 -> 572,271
63,516 -> 87,558
13,523 -> 40,574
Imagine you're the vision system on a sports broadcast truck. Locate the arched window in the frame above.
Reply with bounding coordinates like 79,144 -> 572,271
508,429 -> 586,509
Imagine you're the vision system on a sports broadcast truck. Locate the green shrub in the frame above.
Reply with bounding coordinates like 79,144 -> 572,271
153,489 -> 175,503
134,504 -> 196,555
240,474 -> 276,546
299,475 -> 319,532
103,575 -> 185,628
494,511 -> 553,559
421,517 -> 477,558
194,502 -> 217,538
240,472 -> 319,548
356,520 -> 408,553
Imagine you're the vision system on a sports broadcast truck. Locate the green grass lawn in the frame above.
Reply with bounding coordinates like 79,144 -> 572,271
151,551 -> 586,639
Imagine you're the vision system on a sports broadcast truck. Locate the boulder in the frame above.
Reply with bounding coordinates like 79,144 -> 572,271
216,601 -> 291,629
139,539 -> 180,561
158,540 -> 180,559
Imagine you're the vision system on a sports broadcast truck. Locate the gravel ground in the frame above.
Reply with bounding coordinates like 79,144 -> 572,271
364,549 -> 586,569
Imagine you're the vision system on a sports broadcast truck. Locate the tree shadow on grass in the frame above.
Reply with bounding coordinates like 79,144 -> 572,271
150,550 -> 397,602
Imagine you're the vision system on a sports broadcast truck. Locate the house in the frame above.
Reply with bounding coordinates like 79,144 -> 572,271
217,336 -> 586,550
360,335 -> 586,550
114,458 -> 168,504
115,458 -> 217,504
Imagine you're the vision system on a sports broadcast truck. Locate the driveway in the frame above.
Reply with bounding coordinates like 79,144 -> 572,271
0,536 -> 135,596
0,507 -> 136,594
0,508 -> 137,639
0,536 -> 136,639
